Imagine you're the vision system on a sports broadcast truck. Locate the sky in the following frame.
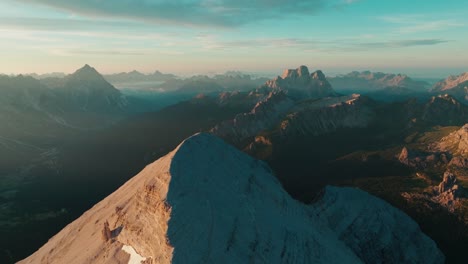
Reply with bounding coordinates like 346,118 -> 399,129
0,0 -> 467,77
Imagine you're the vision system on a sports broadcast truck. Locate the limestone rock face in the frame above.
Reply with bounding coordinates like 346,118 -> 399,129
263,66 -> 338,99
438,124 -> 468,157
398,147 -> 411,164
433,172 -> 465,212
432,72 -> 468,92
438,172 -> 458,194
19,133 -> 444,264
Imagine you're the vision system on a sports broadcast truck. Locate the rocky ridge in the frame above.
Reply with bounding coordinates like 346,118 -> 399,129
421,94 -> 468,125
432,72 -> 468,92
279,94 -> 374,136
211,91 -> 294,143
431,72 -> 468,102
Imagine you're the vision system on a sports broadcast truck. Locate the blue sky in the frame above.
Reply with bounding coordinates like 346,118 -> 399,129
0,0 -> 467,77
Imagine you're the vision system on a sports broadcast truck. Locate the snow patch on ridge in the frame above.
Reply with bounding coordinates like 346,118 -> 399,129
122,245 -> 147,264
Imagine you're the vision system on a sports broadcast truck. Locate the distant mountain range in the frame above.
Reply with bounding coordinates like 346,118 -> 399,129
329,71 -> 430,92
431,72 -> 468,102
22,67 -> 468,103
155,73 -> 269,93
213,66 -> 468,146
104,70 -> 177,84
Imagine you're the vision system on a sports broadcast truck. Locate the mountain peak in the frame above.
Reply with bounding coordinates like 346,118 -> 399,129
421,94 -> 468,125
281,65 -> 310,79
311,70 -> 326,80
71,64 -> 104,80
265,66 -> 336,99
129,70 -> 144,75
62,65 -> 127,113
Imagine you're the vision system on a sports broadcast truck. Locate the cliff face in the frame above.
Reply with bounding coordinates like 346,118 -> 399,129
432,72 -> 468,92
263,66 -> 337,99
212,93 -> 375,146
437,124 -> 468,157
19,133 -> 444,264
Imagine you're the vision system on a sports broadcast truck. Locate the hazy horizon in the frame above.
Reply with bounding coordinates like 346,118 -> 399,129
0,0 -> 466,78
0,64 -> 465,80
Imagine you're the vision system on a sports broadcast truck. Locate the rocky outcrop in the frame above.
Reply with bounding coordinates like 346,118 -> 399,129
433,172 -> 465,212
437,124 -> 468,157
398,147 -> 450,169
403,170 -> 465,214
398,147 -> 411,164
19,133 -> 444,264
438,172 -> 459,193
279,94 -> 374,136
449,156 -> 468,167
262,66 -> 338,99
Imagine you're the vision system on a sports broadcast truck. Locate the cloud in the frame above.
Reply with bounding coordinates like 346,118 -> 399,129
324,38 -> 449,52
343,0 -> 360,4
358,39 -> 448,48
13,0 -> 326,27
380,15 -> 464,33
389,39 -> 448,47
195,35 -> 448,52
196,35 -> 321,50
66,49 -> 147,56
0,17 -> 136,31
